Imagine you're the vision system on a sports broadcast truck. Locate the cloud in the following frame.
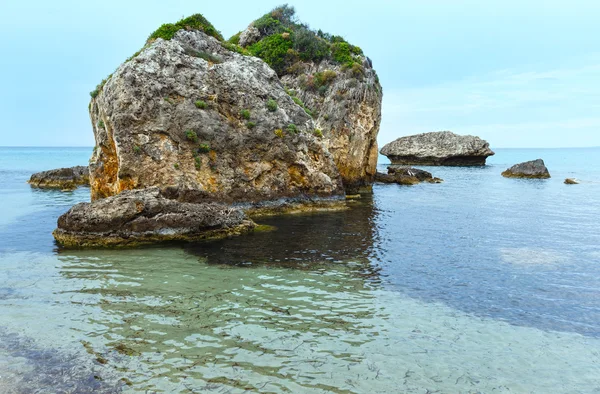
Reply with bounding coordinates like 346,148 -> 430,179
380,56 -> 600,148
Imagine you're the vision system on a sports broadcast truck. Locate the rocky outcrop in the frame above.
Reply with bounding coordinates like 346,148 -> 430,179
375,166 -> 443,185
501,159 -> 551,179
380,131 -> 495,166
89,29 -> 343,203
53,187 -> 255,248
28,166 -> 89,190
234,7 -> 382,193
280,62 -> 382,193
565,178 -> 579,185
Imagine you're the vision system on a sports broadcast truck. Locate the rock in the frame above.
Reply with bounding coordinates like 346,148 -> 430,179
501,159 -> 551,179
237,8 -> 383,193
89,29 -> 343,204
380,131 -> 495,166
28,166 -> 89,190
238,26 -> 261,47
564,178 -> 579,184
280,60 -> 382,193
375,166 -> 443,186
53,187 -> 256,248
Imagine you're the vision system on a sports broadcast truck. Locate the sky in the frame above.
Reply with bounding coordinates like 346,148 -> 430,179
0,0 -> 598,148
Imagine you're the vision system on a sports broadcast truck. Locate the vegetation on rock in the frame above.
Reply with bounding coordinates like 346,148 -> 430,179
240,5 -> 365,76
147,14 -> 224,43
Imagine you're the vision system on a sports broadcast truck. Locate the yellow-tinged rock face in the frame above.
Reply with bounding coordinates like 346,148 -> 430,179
88,30 -> 344,203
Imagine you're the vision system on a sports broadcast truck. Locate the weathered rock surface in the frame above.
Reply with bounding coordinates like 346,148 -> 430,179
564,178 -> 579,185
280,61 -> 382,193
28,166 -> 89,190
53,187 -> 256,248
235,15 -> 383,193
502,159 -> 551,179
89,29 -> 343,203
375,166 -> 443,185
380,131 -> 495,166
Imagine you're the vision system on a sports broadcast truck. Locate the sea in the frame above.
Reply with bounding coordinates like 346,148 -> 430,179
0,146 -> 599,393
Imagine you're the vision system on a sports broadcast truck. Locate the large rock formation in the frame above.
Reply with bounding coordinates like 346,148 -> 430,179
28,166 -> 89,190
53,188 -> 255,248
502,159 -> 551,179
380,131 -> 495,166
235,7 -> 383,193
89,29 -> 343,203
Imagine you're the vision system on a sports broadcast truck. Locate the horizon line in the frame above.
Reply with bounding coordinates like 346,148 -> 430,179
1,145 -> 599,150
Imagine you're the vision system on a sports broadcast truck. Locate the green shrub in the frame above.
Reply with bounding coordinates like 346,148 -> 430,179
266,99 -> 278,112
185,130 -> 198,143
133,145 -> 142,154
97,120 -> 105,129
248,34 -> 294,75
148,14 -> 224,43
247,121 -> 257,129
318,85 -> 329,96
195,100 -> 207,109
241,109 -> 251,120
195,156 -> 202,170
313,129 -> 323,138
293,28 -> 330,62
90,89 -> 99,98
314,70 -> 337,88
174,163 -> 180,170
350,63 -> 366,79
198,144 -> 210,153
229,31 -> 242,45
331,42 -> 355,66
287,124 -> 298,134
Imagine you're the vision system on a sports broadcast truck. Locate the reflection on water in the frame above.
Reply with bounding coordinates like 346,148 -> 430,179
2,148 -> 600,392
1,248 -> 599,392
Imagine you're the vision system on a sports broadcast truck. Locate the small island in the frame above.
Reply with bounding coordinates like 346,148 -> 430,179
380,131 -> 495,166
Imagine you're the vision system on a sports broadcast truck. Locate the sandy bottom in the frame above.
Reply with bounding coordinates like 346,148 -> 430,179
0,249 -> 599,393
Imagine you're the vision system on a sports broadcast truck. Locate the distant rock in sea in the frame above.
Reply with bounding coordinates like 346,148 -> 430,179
564,178 -> 579,185
380,131 -> 495,166
501,159 -> 551,179
28,166 -> 89,190
375,166 -> 443,185
53,187 -> 255,248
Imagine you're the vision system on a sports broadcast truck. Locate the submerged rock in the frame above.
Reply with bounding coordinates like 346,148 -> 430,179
53,187 -> 256,248
28,166 -> 89,190
502,159 -> 551,179
375,166 -> 443,186
380,131 -> 495,166
564,178 -> 579,185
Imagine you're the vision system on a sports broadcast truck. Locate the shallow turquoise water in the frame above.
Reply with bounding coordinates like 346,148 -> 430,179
0,147 -> 599,393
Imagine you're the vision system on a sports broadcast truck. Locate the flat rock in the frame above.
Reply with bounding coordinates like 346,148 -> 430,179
375,166 -> 443,186
502,159 -> 551,179
564,178 -> 579,185
28,166 -> 89,190
380,131 -> 495,166
53,187 -> 256,248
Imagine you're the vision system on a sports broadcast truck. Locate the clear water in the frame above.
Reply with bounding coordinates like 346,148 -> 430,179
1,147 -> 599,393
